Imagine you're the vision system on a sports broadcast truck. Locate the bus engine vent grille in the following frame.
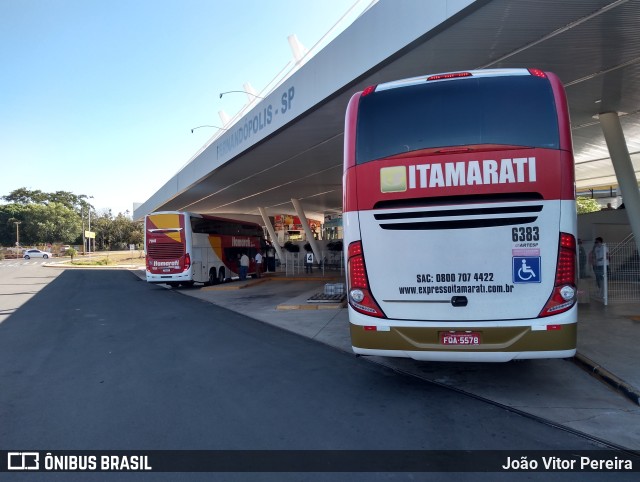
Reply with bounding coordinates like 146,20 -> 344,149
374,205 -> 542,231
147,243 -> 185,259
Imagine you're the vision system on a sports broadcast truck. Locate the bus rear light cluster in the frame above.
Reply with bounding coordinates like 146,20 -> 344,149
555,234 -> 576,285
528,68 -> 547,78
347,241 -> 386,318
539,233 -> 576,317
184,253 -> 191,271
361,85 -> 377,97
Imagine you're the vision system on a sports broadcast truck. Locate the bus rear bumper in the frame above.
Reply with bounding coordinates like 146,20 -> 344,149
352,347 -> 576,362
349,306 -> 577,362
146,272 -> 192,283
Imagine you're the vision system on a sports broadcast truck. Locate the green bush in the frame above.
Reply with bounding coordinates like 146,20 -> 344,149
577,197 -> 601,214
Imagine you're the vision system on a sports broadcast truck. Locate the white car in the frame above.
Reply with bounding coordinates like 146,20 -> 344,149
23,249 -> 52,259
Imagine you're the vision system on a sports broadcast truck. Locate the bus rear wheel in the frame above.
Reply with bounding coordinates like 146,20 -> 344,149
209,269 -> 218,285
218,268 -> 226,284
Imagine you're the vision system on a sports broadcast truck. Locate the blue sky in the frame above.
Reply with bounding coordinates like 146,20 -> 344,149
0,0 -> 370,216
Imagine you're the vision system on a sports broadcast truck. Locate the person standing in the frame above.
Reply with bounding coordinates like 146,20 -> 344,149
239,252 -> 249,280
590,237 -> 608,290
254,251 -> 263,278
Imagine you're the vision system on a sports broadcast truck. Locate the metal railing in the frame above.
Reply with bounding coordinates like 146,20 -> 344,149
580,240 -> 640,305
277,250 -> 344,277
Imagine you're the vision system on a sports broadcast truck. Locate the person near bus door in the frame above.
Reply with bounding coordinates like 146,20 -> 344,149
239,252 -> 249,280
254,251 -> 263,278
590,237 -> 609,290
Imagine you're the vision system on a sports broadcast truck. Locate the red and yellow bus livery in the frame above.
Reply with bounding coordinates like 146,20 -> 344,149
145,211 -> 266,287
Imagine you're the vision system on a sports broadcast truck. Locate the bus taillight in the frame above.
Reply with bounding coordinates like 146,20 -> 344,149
347,241 -> 385,318
184,253 -> 191,271
539,233 -> 576,317
361,85 -> 377,97
528,68 -> 547,78
556,233 -> 576,285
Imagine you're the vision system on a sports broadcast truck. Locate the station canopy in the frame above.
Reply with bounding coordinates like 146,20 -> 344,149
134,0 -> 640,222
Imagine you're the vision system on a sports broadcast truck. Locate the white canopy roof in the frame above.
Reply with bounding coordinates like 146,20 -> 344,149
134,0 -> 640,221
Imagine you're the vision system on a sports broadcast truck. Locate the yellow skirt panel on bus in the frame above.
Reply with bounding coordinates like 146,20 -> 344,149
350,323 -> 577,353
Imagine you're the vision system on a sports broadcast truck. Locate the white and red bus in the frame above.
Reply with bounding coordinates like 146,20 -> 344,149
145,211 -> 267,287
343,68 -> 577,362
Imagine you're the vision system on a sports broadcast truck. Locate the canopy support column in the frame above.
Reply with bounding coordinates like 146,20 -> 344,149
258,207 -> 285,265
600,112 -> 640,254
291,198 -> 322,265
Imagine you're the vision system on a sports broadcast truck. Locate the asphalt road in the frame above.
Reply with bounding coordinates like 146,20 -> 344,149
0,258 -> 62,325
0,265 -> 637,481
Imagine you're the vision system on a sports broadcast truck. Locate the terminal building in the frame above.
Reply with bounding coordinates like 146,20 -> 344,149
134,0 -> 640,293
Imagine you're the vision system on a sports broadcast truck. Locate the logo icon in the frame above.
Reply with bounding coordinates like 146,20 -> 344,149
513,257 -> 541,283
7,452 -> 40,470
380,166 -> 407,193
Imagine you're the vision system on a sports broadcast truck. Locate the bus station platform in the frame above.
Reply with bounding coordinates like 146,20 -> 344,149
133,268 -> 640,451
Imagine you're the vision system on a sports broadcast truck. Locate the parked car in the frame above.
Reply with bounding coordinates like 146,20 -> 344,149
23,249 -> 52,259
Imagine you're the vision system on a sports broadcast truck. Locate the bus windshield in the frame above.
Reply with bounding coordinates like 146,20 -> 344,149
356,76 -> 559,165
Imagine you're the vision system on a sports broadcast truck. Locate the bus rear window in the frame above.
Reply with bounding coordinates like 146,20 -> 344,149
356,76 -> 559,164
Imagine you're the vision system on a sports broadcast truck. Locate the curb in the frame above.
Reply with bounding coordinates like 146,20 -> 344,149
276,301 -> 347,310
573,352 -> 640,406
200,274 -> 343,291
264,275 -> 344,282
44,263 -> 144,270
201,278 -> 272,291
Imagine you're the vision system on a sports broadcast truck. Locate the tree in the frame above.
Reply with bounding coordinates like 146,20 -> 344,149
1,187 -> 89,211
577,197 -> 602,215
90,210 -> 142,250
0,203 -> 82,245
128,220 -> 144,247
92,209 -> 113,250
49,191 -> 89,210
2,188 -> 47,205
0,204 -> 26,246
114,212 -> 143,248
1,187 -> 142,249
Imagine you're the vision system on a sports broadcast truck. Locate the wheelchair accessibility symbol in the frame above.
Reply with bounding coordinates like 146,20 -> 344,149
513,257 -> 541,283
